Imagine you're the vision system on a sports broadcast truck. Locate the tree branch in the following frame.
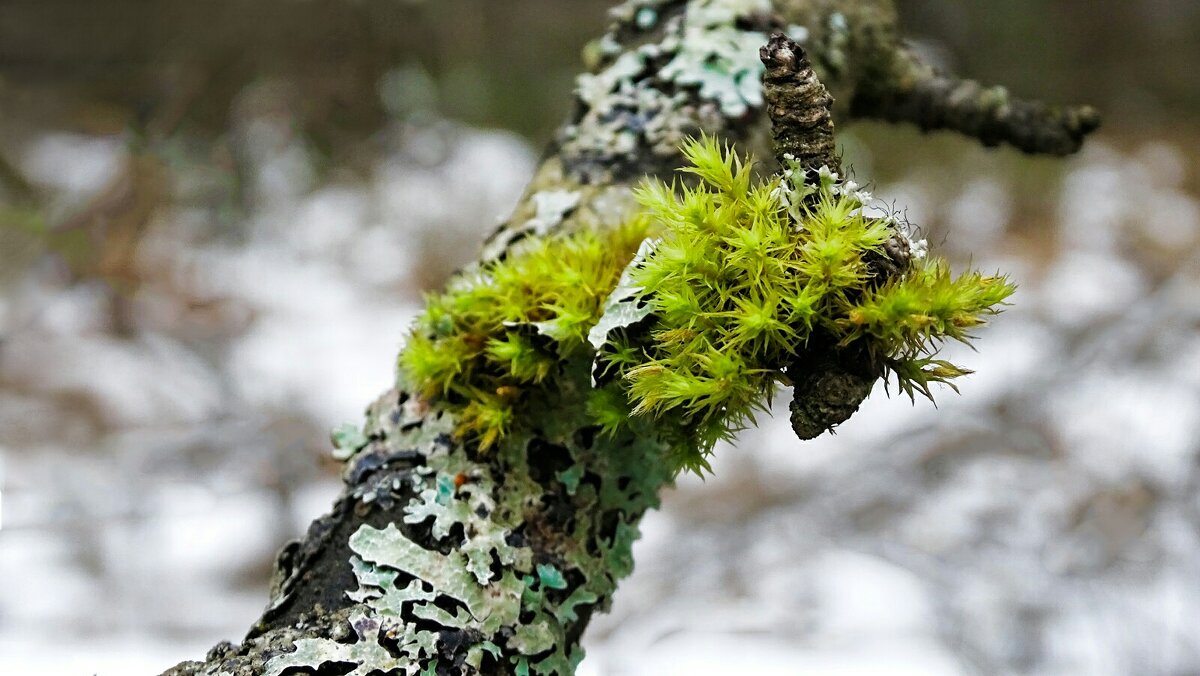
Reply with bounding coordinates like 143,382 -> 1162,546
759,33 -> 889,441
760,32 -> 840,173
161,3 -> 1095,675
848,29 -> 1100,155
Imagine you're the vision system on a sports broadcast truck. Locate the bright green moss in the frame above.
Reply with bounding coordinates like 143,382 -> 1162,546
399,219 -> 653,449
600,136 -> 1014,472
399,135 -> 1014,472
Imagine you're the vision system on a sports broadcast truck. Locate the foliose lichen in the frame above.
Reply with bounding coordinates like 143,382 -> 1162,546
264,612 -> 433,676
271,357 -> 671,675
560,0 -> 776,181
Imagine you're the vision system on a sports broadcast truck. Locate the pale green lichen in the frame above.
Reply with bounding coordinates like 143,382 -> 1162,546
280,349 -> 672,674
585,236 -> 658,352
560,0 -> 773,178
527,190 -> 583,236
351,523 -> 525,632
331,422 -> 368,461
536,563 -> 569,590
264,612 -> 434,676
556,465 -> 584,496
659,0 -> 771,117
575,51 -> 649,113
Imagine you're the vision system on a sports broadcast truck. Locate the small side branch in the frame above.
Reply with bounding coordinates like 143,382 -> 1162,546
851,47 -> 1100,156
759,33 -> 885,442
760,33 -> 840,173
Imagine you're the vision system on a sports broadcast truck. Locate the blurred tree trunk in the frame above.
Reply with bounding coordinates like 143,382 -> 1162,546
160,1 -> 1095,674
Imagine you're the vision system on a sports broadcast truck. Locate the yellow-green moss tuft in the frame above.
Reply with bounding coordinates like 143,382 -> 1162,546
399,218 -> 653,449
600,136 -> 1014,472
399,135 -> 1014,470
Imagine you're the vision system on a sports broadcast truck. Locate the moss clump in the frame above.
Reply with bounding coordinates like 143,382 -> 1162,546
400,135 -> 1014,472
399,219 -> 653,450
592,136 -> 1014,471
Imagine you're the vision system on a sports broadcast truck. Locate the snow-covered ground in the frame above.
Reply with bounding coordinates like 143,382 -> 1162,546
1,114 -> 1198,674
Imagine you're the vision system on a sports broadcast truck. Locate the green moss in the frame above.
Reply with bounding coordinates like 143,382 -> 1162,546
399,218 -> 653,450
399,135 -> 1013,474
597,136 -> 1014,471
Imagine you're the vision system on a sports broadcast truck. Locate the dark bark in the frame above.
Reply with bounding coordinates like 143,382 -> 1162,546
850,45 -> 1101,155
761,33 -> 840,174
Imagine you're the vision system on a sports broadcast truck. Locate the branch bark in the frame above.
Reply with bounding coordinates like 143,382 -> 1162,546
758,32 -> 898,441
761,32 -> 840,173
849,43 -> 1101,155
162,2 -> 1097,675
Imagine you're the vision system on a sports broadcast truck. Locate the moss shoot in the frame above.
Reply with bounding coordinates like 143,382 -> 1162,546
399,136 -> 1014,472
399,217 -> 654,450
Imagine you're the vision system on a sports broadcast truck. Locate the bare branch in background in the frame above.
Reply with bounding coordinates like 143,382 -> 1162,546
849,37 -> 1100,155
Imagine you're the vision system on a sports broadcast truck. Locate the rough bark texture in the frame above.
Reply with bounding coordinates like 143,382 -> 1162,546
162,2 -> 1097,675
761,33 -> 840,175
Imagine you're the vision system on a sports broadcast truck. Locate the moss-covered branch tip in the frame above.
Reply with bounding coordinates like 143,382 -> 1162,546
398,136 -> 1013,474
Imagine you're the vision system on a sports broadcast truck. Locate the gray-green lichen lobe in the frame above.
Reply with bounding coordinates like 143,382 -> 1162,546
479,157 -> 641,263
161,607 -> 364,676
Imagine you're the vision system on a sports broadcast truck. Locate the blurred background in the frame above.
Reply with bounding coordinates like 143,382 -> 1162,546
1,1 -> 1199,674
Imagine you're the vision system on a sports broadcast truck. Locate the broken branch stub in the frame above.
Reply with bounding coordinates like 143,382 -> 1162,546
759,33 -> 887,440
761,32 -> 840,175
